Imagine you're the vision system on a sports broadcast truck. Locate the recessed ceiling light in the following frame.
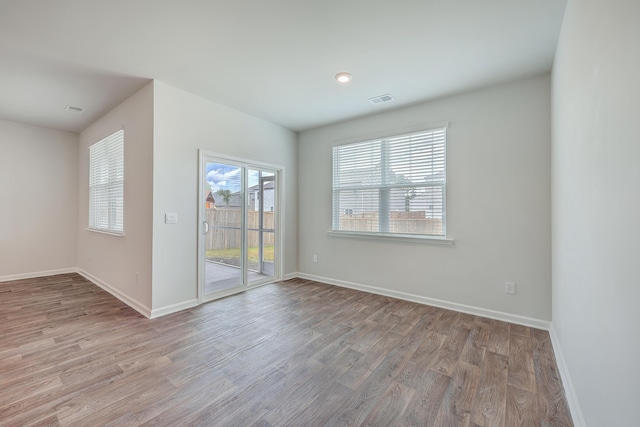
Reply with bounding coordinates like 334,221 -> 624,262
335,72 -> 352,84
64,105 -> 85,113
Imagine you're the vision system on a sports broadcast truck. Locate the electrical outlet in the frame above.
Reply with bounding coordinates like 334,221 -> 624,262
136,272 -> 140,284
505,282 -> 516,295
313,255 -> 318,263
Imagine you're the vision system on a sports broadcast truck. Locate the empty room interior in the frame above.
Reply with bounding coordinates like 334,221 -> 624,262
1,0 -> 638,426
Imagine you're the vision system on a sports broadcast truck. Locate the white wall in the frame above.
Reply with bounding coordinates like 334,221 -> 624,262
551,0 -> 640,425
152,81 -> 297,312
77,82 -> 154,312
298,75 -> 552,322
0,119 -> 78,278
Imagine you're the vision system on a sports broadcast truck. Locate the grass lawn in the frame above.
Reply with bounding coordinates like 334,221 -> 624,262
206,246 -> 274,262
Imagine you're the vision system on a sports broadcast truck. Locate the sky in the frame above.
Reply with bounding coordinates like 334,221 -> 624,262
206,163 -> 261,193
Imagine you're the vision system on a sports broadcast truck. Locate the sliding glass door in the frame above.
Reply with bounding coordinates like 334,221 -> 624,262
199,154 -> 280,302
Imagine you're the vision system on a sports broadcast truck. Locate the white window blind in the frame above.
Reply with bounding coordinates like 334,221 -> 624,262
89,129 -> 124,235
332,127 -> 446,237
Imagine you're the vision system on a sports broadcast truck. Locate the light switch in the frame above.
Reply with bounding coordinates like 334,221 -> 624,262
165,212 -> 178,224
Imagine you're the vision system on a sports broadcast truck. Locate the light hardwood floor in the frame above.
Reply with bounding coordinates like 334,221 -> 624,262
0,273 -> 573,426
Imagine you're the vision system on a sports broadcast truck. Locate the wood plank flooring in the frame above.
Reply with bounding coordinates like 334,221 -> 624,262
0,273 -> 574,426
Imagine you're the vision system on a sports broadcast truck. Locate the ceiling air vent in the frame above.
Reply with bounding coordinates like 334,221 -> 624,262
64,105 -> 85,113
368,94 -> 394,105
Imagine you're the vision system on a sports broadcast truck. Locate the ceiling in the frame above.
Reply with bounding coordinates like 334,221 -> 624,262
0,0 -> 567,133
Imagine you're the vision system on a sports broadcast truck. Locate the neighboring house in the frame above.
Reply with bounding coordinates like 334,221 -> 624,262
205,191 -> 216,209
249,181 -> 275,212
338,187 -> 443,218
335,165 -> 445,219
223,182 -> 275,212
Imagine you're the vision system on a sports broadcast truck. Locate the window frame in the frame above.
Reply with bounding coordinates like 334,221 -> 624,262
329,124 -> 453,245
87,129 -> 125,236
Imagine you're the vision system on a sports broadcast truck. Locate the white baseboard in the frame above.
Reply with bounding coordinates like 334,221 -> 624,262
150,299 -> 198,319
549,324 -> 586,427
283,272 -> 300,280
77,269 -> 152,319
296,272 -> 551,330
0,268 -> 77,283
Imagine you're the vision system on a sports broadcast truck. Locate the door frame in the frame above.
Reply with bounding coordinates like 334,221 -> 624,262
197,150 -> 285,304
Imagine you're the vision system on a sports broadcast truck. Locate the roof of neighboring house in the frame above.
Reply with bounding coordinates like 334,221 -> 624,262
229,182 -> 275,197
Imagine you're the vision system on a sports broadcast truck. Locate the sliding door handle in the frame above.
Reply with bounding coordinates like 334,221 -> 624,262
203,221 -> 209,234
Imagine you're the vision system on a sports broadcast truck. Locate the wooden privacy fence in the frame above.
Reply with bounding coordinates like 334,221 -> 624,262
339,211 -> 443,235
205,209 -> 275,250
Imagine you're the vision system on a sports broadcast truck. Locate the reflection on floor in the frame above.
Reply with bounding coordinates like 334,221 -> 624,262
205,260 -> 273,295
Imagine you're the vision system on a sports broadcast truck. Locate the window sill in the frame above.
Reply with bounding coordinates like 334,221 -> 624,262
86,228 -> 126,239
327,230 -> 454,245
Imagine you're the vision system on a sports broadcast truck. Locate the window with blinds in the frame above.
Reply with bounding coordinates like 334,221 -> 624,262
88,129 -> 124,235
332,126 -> 447,238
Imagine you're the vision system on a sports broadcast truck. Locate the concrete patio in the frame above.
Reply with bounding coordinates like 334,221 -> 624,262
205,260 -> 274,295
